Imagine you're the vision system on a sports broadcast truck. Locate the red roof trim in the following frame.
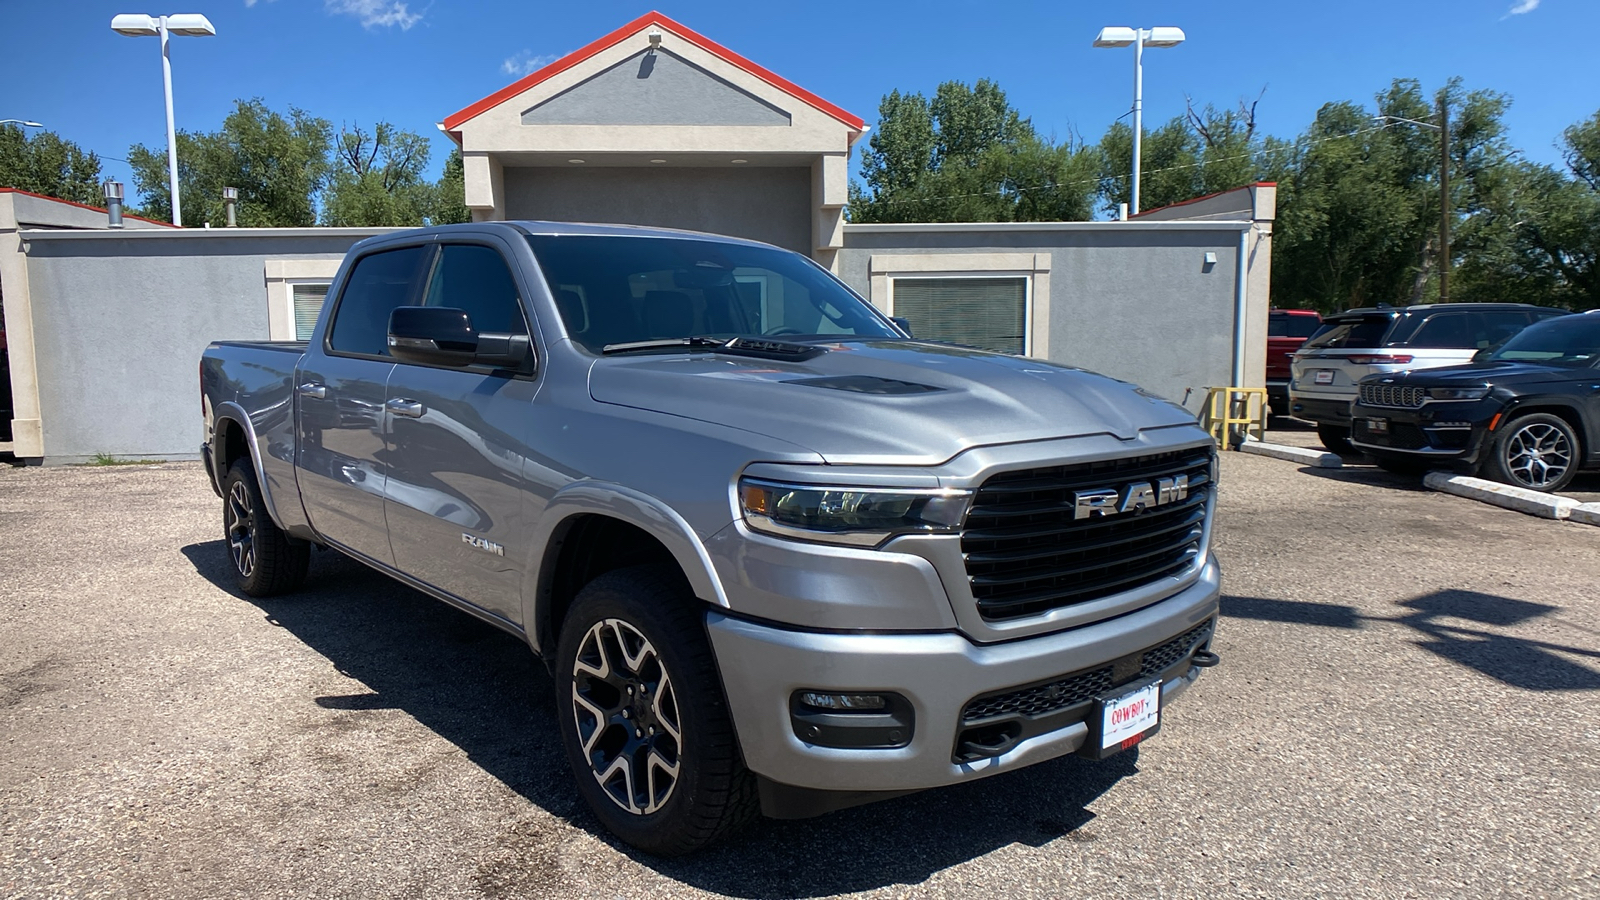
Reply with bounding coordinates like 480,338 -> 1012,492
1129,181 -> 1276,219
0,187 -> 179,227
442,10 -> 865,133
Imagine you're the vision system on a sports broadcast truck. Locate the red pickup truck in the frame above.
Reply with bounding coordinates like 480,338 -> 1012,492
1267,308 -> 1322,417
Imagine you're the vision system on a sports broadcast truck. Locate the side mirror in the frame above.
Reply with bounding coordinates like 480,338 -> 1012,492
891,316 -> 914,337
387,306 -> 532,370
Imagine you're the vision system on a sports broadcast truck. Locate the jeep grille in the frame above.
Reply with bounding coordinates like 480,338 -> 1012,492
1359,384 -> 1426,409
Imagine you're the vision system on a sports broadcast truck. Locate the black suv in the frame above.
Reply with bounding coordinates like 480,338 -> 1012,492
1350,312 -> 1600,492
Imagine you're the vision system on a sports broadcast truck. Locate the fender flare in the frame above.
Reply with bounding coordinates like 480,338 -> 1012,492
1497,396 -> 1592,455
523,480 -> 731,654
211,401 -> 290,531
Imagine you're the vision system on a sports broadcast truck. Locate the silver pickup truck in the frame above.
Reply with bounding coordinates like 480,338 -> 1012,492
200,222 -> 1221,855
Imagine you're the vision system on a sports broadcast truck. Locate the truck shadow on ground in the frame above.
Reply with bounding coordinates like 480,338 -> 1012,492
1222,591 -> 1600,691
182,540 -> 1141,897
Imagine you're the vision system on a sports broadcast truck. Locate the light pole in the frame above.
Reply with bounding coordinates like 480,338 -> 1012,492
0,119 -> 44,128
111,13 -> 216,226
1093,26 -> 1185,215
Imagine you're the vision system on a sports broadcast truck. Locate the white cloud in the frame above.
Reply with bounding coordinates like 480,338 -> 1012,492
1503,0 -> 1540,17
501,50 -> 560,76
326,0 -> 422,30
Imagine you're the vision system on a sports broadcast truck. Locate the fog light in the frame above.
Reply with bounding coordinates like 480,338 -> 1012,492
797,691 -> 887,711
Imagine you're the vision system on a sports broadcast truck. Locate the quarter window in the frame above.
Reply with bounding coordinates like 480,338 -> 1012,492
326,246 -> 430,357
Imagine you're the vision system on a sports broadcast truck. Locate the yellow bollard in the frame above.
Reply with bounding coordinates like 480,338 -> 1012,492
1201,387 -> 1268,449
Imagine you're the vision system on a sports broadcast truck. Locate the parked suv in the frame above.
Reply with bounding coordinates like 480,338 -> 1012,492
1290,303 -> 1567,455
1350,312 -> 1600,491
1266,309 -> 1321,417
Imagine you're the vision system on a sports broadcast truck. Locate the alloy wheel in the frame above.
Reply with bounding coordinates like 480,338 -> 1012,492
225,480 -> 256,578
1503,422 -> 1573,490
570,618 -> 682,815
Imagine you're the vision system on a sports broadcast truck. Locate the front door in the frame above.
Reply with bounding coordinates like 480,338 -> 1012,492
383,240 -> 539,624
296,243 -> 433,566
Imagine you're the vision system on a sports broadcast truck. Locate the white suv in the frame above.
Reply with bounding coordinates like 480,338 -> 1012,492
1289,303 -> 1567,455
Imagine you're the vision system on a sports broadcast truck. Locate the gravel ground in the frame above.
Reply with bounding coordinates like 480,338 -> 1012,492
2,457 -> 1597,899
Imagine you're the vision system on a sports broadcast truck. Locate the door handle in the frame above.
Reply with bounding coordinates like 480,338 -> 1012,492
297,382 -> 326,399
386,398 -> 425,418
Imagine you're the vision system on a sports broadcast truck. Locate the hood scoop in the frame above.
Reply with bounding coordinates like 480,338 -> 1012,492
787,375 -> 944,395
719,337 -> 827,361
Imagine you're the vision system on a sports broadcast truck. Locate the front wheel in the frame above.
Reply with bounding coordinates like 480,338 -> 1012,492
1316,423 -> 1356,457
555,566 -> 758,856
1484,413 -> 1581,493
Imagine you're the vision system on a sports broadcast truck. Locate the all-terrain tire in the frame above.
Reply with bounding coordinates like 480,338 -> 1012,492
1484,412 -> 1582,493
222,458 -> 310,597
555,565 -> 759,856
1316,423 -> 1356,457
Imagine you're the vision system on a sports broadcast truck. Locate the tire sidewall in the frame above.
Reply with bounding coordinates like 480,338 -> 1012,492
1489,413 -> 1581,493
553,569 -> 737,854
222,460 -> 269,595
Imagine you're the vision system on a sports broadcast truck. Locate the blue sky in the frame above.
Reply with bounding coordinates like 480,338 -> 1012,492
7,1 -> 1597,206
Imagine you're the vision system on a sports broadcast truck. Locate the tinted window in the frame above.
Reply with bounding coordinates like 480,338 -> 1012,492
1269,312 -> 1322,338
423,244 -> 528,335
327,246 -> 428,356
1407,311 -> 1532,350
525,235 -> 898,353
1489,315 -> 1600,367
1302,315 -> 1394,350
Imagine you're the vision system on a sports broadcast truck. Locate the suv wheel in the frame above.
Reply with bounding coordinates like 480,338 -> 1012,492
1316,423 -> 1356,457
222,458 -> 310,597
555,566 -> 758,856
1485,413 -> 1581,493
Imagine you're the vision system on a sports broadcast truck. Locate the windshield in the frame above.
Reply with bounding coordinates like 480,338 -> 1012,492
1488,315 -> 1600,367
1302,314 -> 1394,350
525,234 -> 900,353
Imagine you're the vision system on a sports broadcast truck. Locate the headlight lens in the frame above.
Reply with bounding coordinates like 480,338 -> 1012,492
737,478 -> 972,547
1427,386 -> 1490,401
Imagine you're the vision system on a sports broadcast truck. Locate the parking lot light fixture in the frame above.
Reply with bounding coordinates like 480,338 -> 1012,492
1093,25 -> 1186,215
111,13 -> 216,226
0,119 -> 44,128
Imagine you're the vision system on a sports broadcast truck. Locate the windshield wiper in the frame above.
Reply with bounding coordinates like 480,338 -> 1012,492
602,336 -> 732,354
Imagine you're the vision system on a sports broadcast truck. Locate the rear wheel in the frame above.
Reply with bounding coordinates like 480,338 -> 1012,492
1485,413 -> 1581,493
221,458 -> 310,596
555,566 -> 758,856
1316,423 -> 1356,457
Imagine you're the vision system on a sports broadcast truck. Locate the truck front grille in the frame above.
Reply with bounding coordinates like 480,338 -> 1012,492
961,448 -> 1213,621
960,619 -> 1215,725
1359,384 -> 1425,408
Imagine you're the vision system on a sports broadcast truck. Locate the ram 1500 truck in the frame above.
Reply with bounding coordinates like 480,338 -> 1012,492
200,222 -> 1221,855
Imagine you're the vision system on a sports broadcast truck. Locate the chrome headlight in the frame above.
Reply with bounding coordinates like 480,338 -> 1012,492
737,478 -> 972,548
1427,386 -> 1490,401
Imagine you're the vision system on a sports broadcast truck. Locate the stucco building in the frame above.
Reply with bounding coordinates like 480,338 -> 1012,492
0,11 -> 1272,464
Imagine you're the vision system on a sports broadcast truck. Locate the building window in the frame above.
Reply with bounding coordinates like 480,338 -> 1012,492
891,277 -> 1028,355
292,283 -> 330,341
869,252 -> 1052,358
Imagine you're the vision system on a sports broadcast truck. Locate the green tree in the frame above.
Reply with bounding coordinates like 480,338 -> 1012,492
0,125 -> 103,204
428,149 -> 472,226
321,121 -> 433,226
129,98 -> 331,226
850,79 -> 1098,223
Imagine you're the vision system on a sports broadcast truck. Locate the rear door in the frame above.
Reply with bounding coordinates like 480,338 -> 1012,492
296,243 -> 432,565
382,238 -> 541,624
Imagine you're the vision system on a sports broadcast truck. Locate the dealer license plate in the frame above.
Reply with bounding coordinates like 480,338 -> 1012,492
1313,369 -> 1335,385
1080,680 -> 1162,759
1361,417 -> 1389,434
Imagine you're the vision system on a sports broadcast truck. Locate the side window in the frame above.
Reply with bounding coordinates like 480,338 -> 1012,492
1407,313 -> 1475,349
327,246 -> 429,356
423,244 -> 528,335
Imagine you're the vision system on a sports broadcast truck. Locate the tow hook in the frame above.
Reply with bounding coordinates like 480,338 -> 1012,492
1190,649 -> 1221,668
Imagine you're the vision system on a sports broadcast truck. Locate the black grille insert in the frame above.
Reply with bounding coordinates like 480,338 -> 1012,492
962,449 -> 1213,621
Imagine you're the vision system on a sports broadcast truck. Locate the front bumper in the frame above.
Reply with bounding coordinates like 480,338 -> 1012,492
1348,400 -> 1495,464
706,554 -> 1220,795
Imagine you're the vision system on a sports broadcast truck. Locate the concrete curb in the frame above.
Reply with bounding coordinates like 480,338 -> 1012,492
1422,472 -> 1581,521
1238,440 -> 1343,468
1571,503 -> 1600,527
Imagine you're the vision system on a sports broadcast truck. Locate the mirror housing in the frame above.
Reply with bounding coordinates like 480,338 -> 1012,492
387,306 -> 532,371
891,316 -> 914,337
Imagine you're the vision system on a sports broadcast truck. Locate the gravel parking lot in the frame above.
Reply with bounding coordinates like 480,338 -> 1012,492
2,454 -> 1597,899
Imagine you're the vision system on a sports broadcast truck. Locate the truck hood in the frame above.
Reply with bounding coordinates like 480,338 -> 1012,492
588,340 -> 1198,465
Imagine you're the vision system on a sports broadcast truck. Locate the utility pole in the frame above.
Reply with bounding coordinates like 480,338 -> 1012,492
1438,95 -> 1450,303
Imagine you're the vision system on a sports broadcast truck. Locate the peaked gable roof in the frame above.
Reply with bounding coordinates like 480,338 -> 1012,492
442,10 -> 865,135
